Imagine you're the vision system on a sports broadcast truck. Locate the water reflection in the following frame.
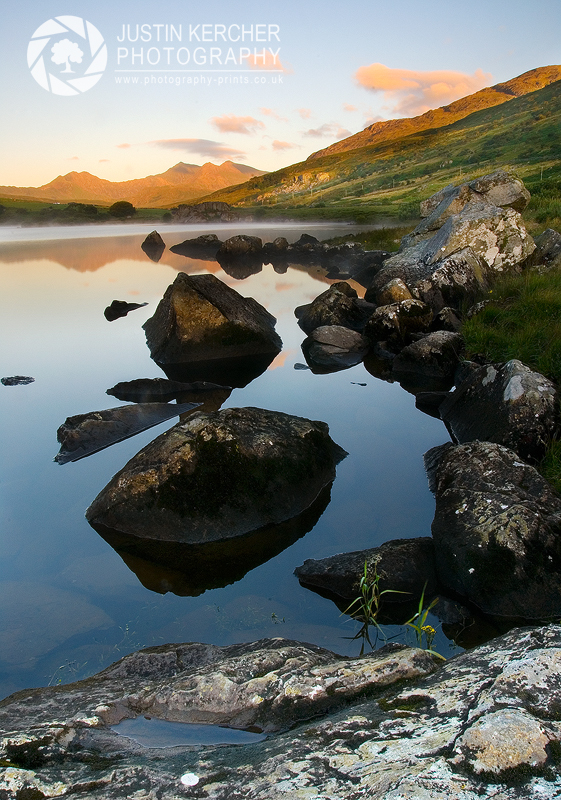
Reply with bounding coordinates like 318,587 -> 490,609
91,484 -> 333,597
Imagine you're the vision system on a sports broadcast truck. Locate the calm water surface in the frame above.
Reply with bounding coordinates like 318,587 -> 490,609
0,222 -> 449,699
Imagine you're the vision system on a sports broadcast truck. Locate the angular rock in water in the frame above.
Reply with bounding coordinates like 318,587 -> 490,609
86,407 -> 346,543
439,359 -> 557,463
262,236 -> 289,267
425,440 -> 561,618
104,299 -> 148,321
94,483 -> 332,597
363,298 -> 432,349
55,402 -> 201,464
142,273 -> 282,387
392,330 -> 465,393
295,282 -> 374,334
295,537 -> 437,605
141,230 -> 165,262
301,325 -> 369,373
216,235 -> 263,279
106,378 -> 230,404
169,233 -> 222,260
1,375 -> 35,386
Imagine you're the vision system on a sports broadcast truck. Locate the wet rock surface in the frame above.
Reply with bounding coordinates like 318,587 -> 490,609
54,402 -> 201,464
3,627 -> 561,798
301,325 -> 369,372
106,378 -> 230,404
295,281 -> 373,334
104,300 -> 148,321
143,273 -> 282,386
392,330 -> 465,392
86,406 -> 346,544
425,440 -> 561,618
440,359 -> 558,463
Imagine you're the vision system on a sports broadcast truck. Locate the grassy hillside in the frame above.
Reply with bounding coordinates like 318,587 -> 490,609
199,80 -> 561,228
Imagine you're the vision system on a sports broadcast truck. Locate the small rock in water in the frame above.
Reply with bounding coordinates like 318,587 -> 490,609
1,376 -> 35,386
104,300 -> 148,321
294,363 -> 310,370
141,230 -> 166,262
351,382 -> 367,386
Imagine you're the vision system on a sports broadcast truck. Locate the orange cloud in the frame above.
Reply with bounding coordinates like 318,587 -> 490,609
116,143 -> 131,149
210,114 -> 265,135
354,63 -> 493,116
343,103 -> 357,112
272,140 -> 298,151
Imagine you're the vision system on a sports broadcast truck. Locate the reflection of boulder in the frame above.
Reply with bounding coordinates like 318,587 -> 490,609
302,326 -> 369,373
143,273 -> 282,388
104,300 -> 148,321
55,402 -> 201,464
107,378 -> 230,404
92,484 -> 333,597
86,407 -> 346,544
141,231 -> 165,262
169,234 -> 222,260
216,235 -> 263,279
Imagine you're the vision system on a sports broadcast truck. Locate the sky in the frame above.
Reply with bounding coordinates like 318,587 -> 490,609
1,0 -> 560,187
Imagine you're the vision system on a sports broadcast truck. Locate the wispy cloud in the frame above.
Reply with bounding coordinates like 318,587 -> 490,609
354,63 -> 492,116
297,108 -> 312,119
343,103 -> 357,112
303,123 -> 351,140
272,140 -> 299,151
260,107 -> 288,122
99,159 -> 109,163
116,143 -> 130,149
210,114 -> 265,135
150,138 -> 246,160
68,156 -> 79,160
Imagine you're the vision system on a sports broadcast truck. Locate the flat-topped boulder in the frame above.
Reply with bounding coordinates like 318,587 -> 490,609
295,282 -> 373,334
86,407 -> 346,544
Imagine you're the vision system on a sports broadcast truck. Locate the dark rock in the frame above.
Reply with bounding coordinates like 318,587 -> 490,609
142,273 -> 282,388
375,278 -> 413,305
170,201 -> 237,223
262,236 -> 289,265
216,235 -> 263,279
363,299 -> 432,349
295,537 -> 437,604
141,230 -> 165,262
295,282 -> 372,334
169,233 -> 222,260
104,300 -> 148,321
346,249 -> 390,288
94,483 -> 333,597
415,390 -> 451,418
54,402 -> 201,464
439,359 -> 557,463
106,378 -> 230,404
1,376 -> 35,386
86,407 -> 346,544
301,325 -> 369,372
392,331 -> 465,392
363,343 -> 395,381
529,227 -> 561,272
430,306 -> 462,332
425,440 -> 561,618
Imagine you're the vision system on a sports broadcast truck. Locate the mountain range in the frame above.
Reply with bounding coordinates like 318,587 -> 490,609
0,161 -> 266,208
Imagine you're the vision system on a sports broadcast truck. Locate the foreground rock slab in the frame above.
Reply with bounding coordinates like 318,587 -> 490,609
425,440 -> 561,618
86,406 -> 346,543
2,627 -> 561,798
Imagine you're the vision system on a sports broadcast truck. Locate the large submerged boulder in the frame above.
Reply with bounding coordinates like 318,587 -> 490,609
86,407 -> 346,544
143,273 -> 282,386
425,440 -> 561,618
439,359 -> 557,463
391,330 -> 465,392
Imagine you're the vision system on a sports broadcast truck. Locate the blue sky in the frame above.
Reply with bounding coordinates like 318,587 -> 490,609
1,0 -> 560,186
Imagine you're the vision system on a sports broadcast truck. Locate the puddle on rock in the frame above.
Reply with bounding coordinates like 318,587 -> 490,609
111,716 -> 267,748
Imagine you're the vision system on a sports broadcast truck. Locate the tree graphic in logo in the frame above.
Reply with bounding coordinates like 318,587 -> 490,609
27,16 -> 106,96
51,39 -> 84,73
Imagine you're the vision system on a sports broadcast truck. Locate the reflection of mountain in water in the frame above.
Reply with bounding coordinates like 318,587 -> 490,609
91,483 -> 333,596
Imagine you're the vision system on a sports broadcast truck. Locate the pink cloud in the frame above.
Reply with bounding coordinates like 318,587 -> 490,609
210,114 -> 265,135
297,108 -> 312,119
151,138 -> 246,160
260,107 -> 288,122
68,156 -> 79,160
116,143 -> 131,149
99,159 -> 110,162
303,123 -> 351,140
343,103 -> 357,112
272,140 -> 298,151
354,63 -> 493,116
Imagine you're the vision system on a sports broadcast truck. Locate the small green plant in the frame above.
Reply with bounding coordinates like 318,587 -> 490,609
405,586 -> 446,660
342,558 -> 407,654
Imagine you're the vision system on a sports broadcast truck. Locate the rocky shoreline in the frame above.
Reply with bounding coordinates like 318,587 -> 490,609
3,170 -> 561,798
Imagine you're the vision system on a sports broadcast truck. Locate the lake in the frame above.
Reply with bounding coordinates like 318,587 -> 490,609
0,221 -> 448,700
